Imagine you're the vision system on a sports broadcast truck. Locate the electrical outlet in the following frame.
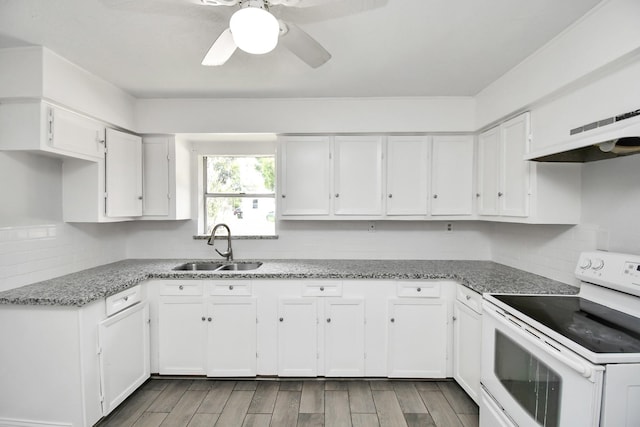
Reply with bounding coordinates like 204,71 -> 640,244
446,223 -> 453,232
368,222 -> 376,232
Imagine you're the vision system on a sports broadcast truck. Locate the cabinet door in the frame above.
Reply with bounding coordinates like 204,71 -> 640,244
158,298 -> 207,375
500,113 -> 531,217
477,127 -> 500,216
142,137 -> 170,216
324,298 -> 365,377
386,136 -> 429,215
98,302 -> 150,415
50,106 -> 105,159
388,299 -> 448,378
280,137 -> 331,216
453,301 -> 482,404
334,136 -> 383,215
207,297 -> 257,377
105,128 -> 143,217
431,136 -> 474,216
278,299 -> 318,377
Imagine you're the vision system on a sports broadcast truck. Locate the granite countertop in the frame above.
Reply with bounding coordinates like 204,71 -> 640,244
0,259 -> 579,307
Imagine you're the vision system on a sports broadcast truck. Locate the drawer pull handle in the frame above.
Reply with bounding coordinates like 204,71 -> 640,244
417,288 -> 421,292
179,285 -> 184,290
229,285 -> 234,290
319,287 -> 325,291
202,317 -> 206,322
124,296 -> 129,301
208,317 -> 212,322
326,318 -> 331,323
279,317 -> 284,322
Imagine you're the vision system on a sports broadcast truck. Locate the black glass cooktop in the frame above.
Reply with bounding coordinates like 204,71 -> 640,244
494,294 -> 640,354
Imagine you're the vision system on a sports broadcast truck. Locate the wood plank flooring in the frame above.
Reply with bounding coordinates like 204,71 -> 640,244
96,379 -> 478,427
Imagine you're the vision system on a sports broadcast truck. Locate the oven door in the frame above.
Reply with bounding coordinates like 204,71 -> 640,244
481,301 -> 604,427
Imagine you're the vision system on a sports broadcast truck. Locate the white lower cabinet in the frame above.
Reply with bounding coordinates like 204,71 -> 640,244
387,298 -> 449,378
453,286 -> 483,404
324,298 -> 366,377
207,297 -> 257,377
157,281 -> 257,377
277,298 -> 319,377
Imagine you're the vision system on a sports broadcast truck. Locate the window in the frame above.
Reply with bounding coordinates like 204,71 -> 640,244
203,155 -> 276,236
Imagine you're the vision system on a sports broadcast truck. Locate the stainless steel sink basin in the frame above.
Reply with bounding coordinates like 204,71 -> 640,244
173,262 -> 225,271
216,262 -> 263,271
173,261 -> 263,272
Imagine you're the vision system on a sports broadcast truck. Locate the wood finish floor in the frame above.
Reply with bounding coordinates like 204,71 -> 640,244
96,378 -> 479,427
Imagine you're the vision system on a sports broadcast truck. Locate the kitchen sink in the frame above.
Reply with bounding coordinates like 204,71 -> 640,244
216,262 -> 263,271
173,262 -> 225,271
173,261 -> 263,272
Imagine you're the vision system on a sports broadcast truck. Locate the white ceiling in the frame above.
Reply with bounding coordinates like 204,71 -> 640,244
0,0 -> 601,99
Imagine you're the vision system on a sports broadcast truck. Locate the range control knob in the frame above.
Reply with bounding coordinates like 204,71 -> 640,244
592,258 -> 605,271
579,258 -> 592,270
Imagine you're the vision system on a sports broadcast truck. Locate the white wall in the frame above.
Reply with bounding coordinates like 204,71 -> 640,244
0,152 -> 128,291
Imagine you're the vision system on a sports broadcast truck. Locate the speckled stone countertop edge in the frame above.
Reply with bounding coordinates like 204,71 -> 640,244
0,259 -> 579,307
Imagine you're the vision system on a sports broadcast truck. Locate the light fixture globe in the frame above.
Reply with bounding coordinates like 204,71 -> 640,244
230,6 -> 280,55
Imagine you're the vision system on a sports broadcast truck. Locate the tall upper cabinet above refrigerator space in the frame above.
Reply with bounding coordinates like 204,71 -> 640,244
476,112 -> 581,224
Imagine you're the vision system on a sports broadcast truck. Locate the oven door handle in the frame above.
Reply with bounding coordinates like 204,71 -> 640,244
488,305 -> 596,379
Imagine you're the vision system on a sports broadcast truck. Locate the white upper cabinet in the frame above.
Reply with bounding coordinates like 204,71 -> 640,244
105,129 -> 143,218
0,101 -> 105,161
478,112 -> 532,217
279,136 -> 331,216
333,136 -> 383,216
386,136 -> 429,216
141,135 -> 191,220
477,112 -> 581,224
431,135 -> 475,216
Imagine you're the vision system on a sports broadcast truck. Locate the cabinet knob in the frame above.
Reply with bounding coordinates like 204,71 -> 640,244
466,295 -> 471,300
417,287 -> 422,292
201,316 -> 206,322
453,316 -> 457,321
476,193 -> 481,198
229,285 -> 234,290
433,194 -> 438,199
124,296 -> 129,301
138,196 -> 143,200
335,193 -> 340,198
279,317 -> 284,322
208,317 -> 212,322
390,318 -> 395,323
498,192 -> 504,197
388,194 -> 393,198
179,285 -> 184,290
320,287 -> 325,291
326,318 -> 331,323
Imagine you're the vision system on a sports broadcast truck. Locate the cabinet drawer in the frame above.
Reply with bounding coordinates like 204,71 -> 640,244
210,281 -> 252,296
396,281 -> 441,298
302,281 -> 342,297
106,285 -> 142,316
159,281 -> 203,296
456,286 -> 482,314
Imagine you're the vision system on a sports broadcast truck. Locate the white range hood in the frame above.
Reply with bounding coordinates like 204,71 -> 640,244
526,109 -> 640,162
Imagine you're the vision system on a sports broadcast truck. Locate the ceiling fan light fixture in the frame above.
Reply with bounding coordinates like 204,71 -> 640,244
229,6 -> 279,55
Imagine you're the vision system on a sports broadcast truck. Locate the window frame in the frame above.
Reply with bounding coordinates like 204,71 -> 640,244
202,155 -> 276,236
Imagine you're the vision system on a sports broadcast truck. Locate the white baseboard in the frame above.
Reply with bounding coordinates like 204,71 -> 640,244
0,418 -> 72,427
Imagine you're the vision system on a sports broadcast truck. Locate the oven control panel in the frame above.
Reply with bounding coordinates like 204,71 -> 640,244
576,251 -> 640,296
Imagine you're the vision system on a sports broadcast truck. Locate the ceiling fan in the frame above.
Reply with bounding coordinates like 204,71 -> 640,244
200,0 -> 332,68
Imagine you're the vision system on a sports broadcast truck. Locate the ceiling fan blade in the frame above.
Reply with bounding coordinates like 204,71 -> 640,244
279,21 -> 331,68
269,0 -> 339,7
201,28 -> 237,66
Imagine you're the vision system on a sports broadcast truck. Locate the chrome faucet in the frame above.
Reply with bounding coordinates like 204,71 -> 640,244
208,223 -> 233,261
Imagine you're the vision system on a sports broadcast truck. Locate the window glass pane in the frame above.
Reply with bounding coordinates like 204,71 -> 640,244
495,330 -> 562,427
206,197 -> 275,236
206,156 -> 275,194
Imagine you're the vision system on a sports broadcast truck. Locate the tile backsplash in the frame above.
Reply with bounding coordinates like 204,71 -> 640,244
0,222 -> 127,292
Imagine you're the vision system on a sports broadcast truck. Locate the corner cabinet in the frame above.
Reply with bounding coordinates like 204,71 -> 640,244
477,112 -> 581,224
63,128 -> 143,222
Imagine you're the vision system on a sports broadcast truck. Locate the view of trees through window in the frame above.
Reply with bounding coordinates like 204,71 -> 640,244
204,156 -> 276,236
